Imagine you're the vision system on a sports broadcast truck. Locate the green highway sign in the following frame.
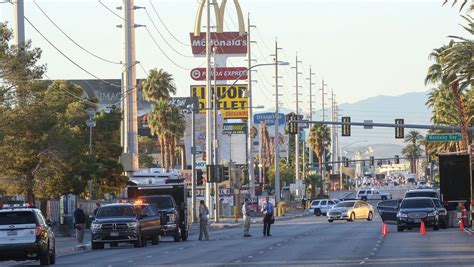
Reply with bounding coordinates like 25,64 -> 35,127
426,133 -> 462,142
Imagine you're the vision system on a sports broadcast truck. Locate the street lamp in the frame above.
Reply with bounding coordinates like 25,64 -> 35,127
85,108 -> 96,200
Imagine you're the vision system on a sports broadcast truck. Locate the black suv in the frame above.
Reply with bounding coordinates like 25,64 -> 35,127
397,197 -> 440,232
138,195 -> 188,242
91,203 -> 162,249
0,205 -> 55,265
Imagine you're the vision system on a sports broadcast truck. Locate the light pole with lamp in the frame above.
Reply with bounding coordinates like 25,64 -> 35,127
85,108 -> 97,200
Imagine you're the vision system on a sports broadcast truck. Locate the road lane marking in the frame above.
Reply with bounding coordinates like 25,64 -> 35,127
128,260 -> 133,263
248,256 -> 253,259
146,255 -> 152,258
259,251 -> 264,254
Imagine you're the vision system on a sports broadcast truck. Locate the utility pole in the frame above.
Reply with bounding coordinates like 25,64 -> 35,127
292,54 -> 302,197
121,0 -> 139,178
247,14 -> 256,198
205,0 -> 213,215
306,67 -> 315,173
212,47 -> 219,222
330,91 -> 336,175
320,78 -> 327,194
272,38 -> 282,203
12,0 -> 25,48
191,107 -> 196,224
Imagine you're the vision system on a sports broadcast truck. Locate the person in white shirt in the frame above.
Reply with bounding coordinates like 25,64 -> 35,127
242,198 -> 252,237
199,200 -> 209,241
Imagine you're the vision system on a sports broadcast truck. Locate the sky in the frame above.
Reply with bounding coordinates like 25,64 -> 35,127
0,0 -> 469,149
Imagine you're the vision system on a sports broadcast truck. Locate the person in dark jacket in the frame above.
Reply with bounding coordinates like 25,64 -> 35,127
74,204 -> 87,244
261,197 -> 274,237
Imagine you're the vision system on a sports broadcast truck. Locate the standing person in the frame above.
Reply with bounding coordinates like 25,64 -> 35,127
199,200 -> 209,241
302,197 -> 306,211
262,196 -> 274,237
93,202 -> 101,217
73,204 -> 86,244
242,198 -> 252,237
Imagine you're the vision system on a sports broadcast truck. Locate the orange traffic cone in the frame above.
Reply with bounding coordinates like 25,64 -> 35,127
382,223 -> 388,236
420,221 -> 427,235
459,219 -> 465,231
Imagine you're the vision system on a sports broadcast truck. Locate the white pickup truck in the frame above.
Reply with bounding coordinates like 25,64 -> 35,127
357,188 -> 392,201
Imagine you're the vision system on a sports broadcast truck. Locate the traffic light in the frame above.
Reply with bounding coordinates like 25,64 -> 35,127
196,169 -> 203,186
370,156 -> 375,166
395,119 -> 404,139
223,166 -> 230,180
288,113 -> 298,135
206,164 -> 216,183
343,157 -> 349,167
341,117 -> 351,136
394,155 -> 400,164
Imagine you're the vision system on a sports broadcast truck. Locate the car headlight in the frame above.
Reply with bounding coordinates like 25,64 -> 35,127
127,222 -> 138,228
427,212 -> 436,217
397,213 -> 408,218
91,223 -> 101,229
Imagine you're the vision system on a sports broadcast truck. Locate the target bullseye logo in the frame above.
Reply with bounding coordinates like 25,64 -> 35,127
190,69 -> 203,80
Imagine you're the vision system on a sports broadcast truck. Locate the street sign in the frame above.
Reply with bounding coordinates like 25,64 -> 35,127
168,97 -> 199,114
426,133 -> 462,142
86,119 -> 96,128
190,67 -> 248,81
253,113 -> 285,126
223,123 -> 247,134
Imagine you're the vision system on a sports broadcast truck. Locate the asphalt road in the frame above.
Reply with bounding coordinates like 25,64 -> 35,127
9,209 -> 474,267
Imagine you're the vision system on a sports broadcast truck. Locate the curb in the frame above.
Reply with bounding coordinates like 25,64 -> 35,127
56,243 -> 91,256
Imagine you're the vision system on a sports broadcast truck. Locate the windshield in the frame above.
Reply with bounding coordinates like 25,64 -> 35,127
0,211 -> 36,225
140,197 -> 174,209
335,202 -> 355,208
96,206 -> 136,218
401,199 -> 434,209
405,191 -> 438,198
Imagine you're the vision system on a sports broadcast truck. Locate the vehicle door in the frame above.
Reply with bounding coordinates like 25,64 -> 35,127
372,190 -> 381,199
326,200 -> 336,213
319,200 -> 327,213
352,202 -> 362,219
139,205 -> 155,236
366,190 -> 373,200
358,202 -> 369,218
147,204 -> 162,235
0,211 -> 37,245
376,200 -> 400,224
310,200 -> 320,210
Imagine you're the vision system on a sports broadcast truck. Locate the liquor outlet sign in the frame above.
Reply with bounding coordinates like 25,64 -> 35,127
190,84 -> 248,119
190,32 -> 248,55
190,67 -> 248,81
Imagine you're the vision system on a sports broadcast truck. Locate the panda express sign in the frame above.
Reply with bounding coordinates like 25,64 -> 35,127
191,84 -> 248,119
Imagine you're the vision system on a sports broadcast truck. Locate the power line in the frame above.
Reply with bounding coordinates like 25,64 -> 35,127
97,0 -> 124,20
33,0 -> 121,65
144,8 -> 194,58
149,0 -> 190,47
144,26 -> 192,71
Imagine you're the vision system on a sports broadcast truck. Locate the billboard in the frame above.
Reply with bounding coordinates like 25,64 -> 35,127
254,113 -> 285,126
223,123 -> 247,135
190,32 -> 248,55
190,67 -> 248,81
190,84 -> 249,119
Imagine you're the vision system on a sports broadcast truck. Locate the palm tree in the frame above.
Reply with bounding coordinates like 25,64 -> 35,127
260,123 -> 271,190
148,99 -> 171,169
403,130 -> 424,174
442,0 -> 471,12
425,16 -> 473,150
308,124 -> 331,195
141,68 -> 177,102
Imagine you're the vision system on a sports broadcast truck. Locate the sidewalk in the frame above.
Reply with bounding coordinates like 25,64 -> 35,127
54,230 -> 91,256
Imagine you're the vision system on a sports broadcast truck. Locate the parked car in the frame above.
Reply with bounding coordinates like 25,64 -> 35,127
327,200 -> 374,222
357,188 -> 392,201
91,203 -> 162,249
404,189 -> 439,199
396,197 -> 440,232
0,203 -> 55,265
310,199 -> 339,216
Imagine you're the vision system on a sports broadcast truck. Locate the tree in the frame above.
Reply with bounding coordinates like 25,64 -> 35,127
141,68 -> 177,102
308,124 -> 331,195
402,130 -> 424,174
425,15 -> 473,150
139,136 -> 159,168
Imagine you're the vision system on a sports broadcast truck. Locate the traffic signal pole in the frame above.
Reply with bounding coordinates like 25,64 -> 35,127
191,108 -> 196,224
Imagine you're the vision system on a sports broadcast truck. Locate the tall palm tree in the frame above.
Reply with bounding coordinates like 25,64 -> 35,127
403,130 -> 424,174
425,16 -> 473,150
148,99 -> 170,169
308,124 -> 331,195
260,123 -> 271,190
141,68 -> 177,102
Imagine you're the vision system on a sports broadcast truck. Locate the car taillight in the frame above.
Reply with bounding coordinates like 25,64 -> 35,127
35,224 -> 43,236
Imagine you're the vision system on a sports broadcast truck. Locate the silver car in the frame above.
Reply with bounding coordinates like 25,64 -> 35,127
327,200 -> 374,222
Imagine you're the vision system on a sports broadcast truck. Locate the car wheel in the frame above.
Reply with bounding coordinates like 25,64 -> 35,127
314,209 -> 321,216
110,242 -> 118,247
39,244 -> 51,265
328,219 -> 334,223
433,225 -> 440,231
367,212 -> 373,221
92,242 -> 104,250
151,235 -> 160,245
348,213 -> 355,222
49,243 -> 56,265
397,226 -> 404,232
173,227 -> 181,242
